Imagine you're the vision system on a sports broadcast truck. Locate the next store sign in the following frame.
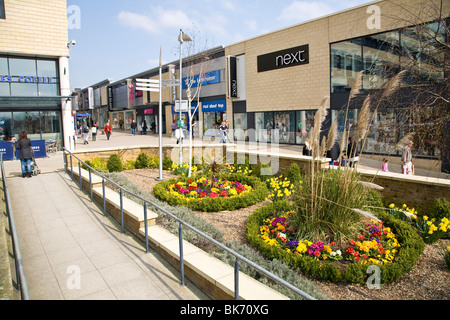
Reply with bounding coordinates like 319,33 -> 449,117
257,44 -> 309,73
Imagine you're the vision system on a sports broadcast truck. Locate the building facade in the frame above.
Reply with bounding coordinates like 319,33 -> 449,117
0,0 -> 74,153
225,0 -> 449,169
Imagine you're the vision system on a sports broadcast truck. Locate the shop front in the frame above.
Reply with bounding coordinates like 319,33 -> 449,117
202,99 -> 226,137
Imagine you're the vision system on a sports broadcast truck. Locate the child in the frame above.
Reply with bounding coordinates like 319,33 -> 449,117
382,158 -> 389,172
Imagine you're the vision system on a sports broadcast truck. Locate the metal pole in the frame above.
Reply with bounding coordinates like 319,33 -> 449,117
179,29 -> 183,167
70,155 -> 73,180
179,222 -> 185,286
157,46 -> 164,181
78,162 -> 82,191
102,179 -> 106,216
89,168 -> 93,202
234,258 -> 239,300
120,189 -> 124,234
144,203 -> 149,253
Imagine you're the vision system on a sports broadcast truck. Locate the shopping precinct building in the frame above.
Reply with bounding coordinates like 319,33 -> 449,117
75,0 -> 449,171
0,0 -> 74,154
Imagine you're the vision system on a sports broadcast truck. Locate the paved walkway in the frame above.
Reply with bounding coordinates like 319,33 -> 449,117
4,159 -> 208,300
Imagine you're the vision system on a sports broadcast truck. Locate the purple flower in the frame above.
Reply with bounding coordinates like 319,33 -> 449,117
306,249 -> 313,256
288,240 -> 299,249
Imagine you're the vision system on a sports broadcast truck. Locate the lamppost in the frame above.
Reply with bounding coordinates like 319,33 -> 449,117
178,29 -> 192,166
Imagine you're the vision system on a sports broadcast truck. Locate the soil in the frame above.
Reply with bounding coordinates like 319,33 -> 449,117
122,168 -> 450,300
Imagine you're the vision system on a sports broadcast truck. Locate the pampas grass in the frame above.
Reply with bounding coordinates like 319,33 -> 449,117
326,120 -> 337,151
394,132 -> 416,151
356,94 -> 371,143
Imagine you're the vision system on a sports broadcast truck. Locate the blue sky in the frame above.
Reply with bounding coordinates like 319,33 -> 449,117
67,0 -> 374,89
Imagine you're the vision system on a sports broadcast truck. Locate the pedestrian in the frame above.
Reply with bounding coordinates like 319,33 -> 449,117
175,126 -> 184,145
171,121 -> 177,137
347,136 -> 355,158
219,121 -> 227,143
150,121 -> 156,133
401,140 -> 413,175
16,131 -> 34,178
382,158 -> 389,172
104,121 -> 112,140
142,120 -> 148,135
131,120 -> 137,136
76,121 -> 81,136
92,122 -> 98,141
225,119 -> 232,143
81,122 -> 89,145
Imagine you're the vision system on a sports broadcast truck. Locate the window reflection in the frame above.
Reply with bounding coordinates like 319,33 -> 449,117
331,39 -> 362,93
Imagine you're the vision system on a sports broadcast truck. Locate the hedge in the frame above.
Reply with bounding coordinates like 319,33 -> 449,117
246,200 -> 425,284
153,173 -> 268,212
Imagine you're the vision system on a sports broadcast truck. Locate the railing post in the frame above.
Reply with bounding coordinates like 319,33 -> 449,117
78,162 -> 82,191
179,222 -> 185,286
63,151 -> 67,174
70,155 -> 73,181
89,168 -> 93,202
144,203 -> 148,253
102,178 -> 106,216
234,258 -> 239,300
120,189 -> 124,234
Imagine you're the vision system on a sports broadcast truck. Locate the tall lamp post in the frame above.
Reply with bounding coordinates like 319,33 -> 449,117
178,29 -> 192,166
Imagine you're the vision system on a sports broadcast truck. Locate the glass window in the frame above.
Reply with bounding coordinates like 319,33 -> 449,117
13,112 -> 41,140
9,58 -> 37,77
0,82 -> 10,96
274,111 -> 295,144
331,39 -> 362,93
233,113 -> 247,141
40,111 -> 62,141
37,60 -> 58,78
0,112 -> 12,140
296,110 -> 316,144
0,57 -> 8,74
10,82 -> 38,96
203,111 -> 225,136
255,112 -> 266,142
363,31 -> 400,89
0,0 -> 5,19
38,83 -> 59,96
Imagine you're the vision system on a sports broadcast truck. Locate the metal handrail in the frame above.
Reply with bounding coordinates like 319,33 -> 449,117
63,148 -> 316,301
0,155 -> 30,300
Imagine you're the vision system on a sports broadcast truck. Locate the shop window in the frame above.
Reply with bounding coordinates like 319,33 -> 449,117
296,110 -> 316,145
330,39 -> 362,93
0,0 -> 5,19
233,113 -> 247,141
274,111 -> 295,144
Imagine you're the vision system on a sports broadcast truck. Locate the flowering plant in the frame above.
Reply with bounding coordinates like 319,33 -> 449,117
441,246 -> 450,270
258,211 -> 400,265
168,177 -> 252,200
170,163 -> 198,177
266,175 -> 296,202
387,203 -> 449,244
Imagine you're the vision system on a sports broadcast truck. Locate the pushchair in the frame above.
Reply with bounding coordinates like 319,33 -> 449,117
30,157 -> 41,176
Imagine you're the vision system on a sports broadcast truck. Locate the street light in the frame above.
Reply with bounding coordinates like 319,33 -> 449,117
178,29 -> 192,166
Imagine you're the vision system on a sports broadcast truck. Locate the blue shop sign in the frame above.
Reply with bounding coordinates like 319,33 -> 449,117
0,75 -> 54,83
202,100 -> 226,113
0,141 -> 14,161
182,70 -> 221,89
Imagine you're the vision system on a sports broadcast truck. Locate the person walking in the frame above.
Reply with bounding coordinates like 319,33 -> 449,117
382,158 -> 389,172
219,121 -> 227,143
91,122 -> 98,141
81,122 -> 89,144
402,140 -> 413,175
224,119 -> 232,143
16,131 -> 34,178
131,120 -> 137,136
142,120 -> 148,135
104,121 -> 112,140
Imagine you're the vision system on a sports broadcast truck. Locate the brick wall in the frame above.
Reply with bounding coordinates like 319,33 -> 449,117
0,0 -> 69,57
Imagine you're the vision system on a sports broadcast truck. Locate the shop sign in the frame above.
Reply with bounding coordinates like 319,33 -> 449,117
0,75 -> 54,83
257,44 -> 309,73
228,56 -> 238,98
144,109 -> 154,115
202,100 -> 226,113
182,70 -> 221,89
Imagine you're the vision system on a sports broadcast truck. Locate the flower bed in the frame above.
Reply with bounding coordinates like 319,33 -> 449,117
154,173 -> 268,212
246,200 -> 425,284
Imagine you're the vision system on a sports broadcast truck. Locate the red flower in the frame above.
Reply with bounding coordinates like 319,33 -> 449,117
330,242 -> 336,246
314,251 -> 321,257
350,240 -> 356,246
358,235 -> 365,240
220,190 -> 228,197
355,257 -> 361,261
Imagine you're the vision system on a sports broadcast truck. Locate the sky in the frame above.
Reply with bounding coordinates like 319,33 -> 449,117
67,0 -> 375,89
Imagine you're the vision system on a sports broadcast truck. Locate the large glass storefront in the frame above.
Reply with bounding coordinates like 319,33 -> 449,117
0,111 -> 62,141
235,110 -> 317,145
0,56 -> 63,146
330,21 -> 447,158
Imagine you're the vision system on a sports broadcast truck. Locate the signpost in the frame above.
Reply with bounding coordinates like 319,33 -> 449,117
136,47 -> 179,181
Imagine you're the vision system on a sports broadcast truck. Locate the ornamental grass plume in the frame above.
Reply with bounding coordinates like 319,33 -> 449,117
356,94 -> 371,143
326,119 -> 337,152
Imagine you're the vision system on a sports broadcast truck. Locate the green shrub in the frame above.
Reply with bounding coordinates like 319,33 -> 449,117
162,156 -> 173,170
86,156 -> 108,172
285,163 -> 302,186
429,198 -> 450,221
135,153 -> 150,169
246,200 -> 425,284
107,154 -> 123,172
123,159 -> 136,170
149,156 -> 159,169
